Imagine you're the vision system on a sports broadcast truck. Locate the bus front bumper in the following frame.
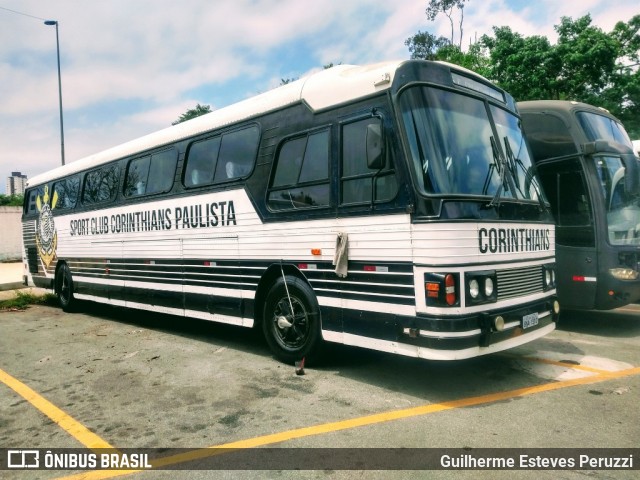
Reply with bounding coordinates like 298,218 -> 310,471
401,297 -> 560,352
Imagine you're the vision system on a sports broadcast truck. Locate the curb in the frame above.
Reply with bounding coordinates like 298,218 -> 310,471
0,282 -> 25,292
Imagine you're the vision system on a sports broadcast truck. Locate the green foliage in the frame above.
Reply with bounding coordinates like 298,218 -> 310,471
481,27 -> 560,100
406,11 -> 640,138
405,33 -> 488,77
0,291 -> 57,311
436,43 -> 490,77
405,30 -> 450,59
0,194 -> 23,206
172,103 -> 211,125
480,14 -> 640,138
554,15 -> 618,99
601,15 -> 640,138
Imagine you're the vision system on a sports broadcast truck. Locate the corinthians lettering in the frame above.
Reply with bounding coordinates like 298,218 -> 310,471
478,227 -> 551,254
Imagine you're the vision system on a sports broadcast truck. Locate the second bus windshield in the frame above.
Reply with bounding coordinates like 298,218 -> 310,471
400,86 -> 541,201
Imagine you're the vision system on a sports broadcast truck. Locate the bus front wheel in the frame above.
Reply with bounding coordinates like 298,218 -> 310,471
55,263 -> 76,312
262,275 -> 322,364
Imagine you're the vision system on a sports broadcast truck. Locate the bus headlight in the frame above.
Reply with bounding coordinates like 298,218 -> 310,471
484,277 -> 494,297
543,264 -> 556,290
609,268 -> 639,280
469,279 -> 480,299
465,271 -> 497,305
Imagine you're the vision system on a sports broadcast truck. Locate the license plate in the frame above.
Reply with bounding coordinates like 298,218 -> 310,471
522,312 -> 539,329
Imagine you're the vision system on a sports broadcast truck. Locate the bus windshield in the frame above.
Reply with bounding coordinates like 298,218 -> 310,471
400,86 -> 540,200
595,155 -> 640,245
577,111 -> 633,147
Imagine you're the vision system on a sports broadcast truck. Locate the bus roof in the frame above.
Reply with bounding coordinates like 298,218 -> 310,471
517,100 -> 618,120
29,61 -> 408,188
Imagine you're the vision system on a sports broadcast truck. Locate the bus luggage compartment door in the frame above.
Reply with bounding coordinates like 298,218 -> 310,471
182,235 -> 242,322
555,244 -> 598,310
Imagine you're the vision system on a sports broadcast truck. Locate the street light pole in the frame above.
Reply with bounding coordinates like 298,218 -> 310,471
44,20 -> 65,166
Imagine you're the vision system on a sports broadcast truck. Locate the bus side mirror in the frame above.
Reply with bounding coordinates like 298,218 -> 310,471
583,140 -> 640,195
582,140 -> 609,155
366,123 -> 385,170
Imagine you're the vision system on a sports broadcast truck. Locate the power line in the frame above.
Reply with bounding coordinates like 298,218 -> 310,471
0,6 -> 47,21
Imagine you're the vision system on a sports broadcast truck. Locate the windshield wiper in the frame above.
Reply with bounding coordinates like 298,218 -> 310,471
486,136 -> 507,208
503,136 -> 546,211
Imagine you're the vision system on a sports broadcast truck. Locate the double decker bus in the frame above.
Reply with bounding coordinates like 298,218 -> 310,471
519,100 -> 640,310
23,60 -> 558,363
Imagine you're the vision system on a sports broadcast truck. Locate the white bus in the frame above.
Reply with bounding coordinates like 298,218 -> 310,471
23,60 -> 559,363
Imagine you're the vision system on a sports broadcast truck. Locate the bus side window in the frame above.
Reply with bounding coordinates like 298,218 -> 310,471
184,137 -> 221,188
82,164 -> 121,205
24,187 -> 44,215
213,125 -> 260,183
267,129 -> 330,211
146,150 -> 178,194
520,113 -> 576,161
125,149 -> 178,197
52,176 -> 80,209
537,159 -> 595,247
341,117 -> 396,205
558,172 -> 591,227
124,156 -> 151,197
184,125 -> 259,188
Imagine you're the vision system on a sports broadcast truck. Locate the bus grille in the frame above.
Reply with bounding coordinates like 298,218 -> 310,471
496,265 -> 543,300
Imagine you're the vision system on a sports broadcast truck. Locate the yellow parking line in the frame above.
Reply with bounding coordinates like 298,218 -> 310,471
57,365 -> 640,480
0,367 -> 114,451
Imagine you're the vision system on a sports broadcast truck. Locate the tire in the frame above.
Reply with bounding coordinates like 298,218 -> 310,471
262,275 -> 322,364
55,262 -> 76,312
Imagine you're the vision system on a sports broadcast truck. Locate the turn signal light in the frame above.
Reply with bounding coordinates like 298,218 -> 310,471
425,272 -> 459,307
445,273 -> 456,306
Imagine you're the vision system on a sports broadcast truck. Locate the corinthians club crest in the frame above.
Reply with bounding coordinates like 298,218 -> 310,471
36,186 -> 58,269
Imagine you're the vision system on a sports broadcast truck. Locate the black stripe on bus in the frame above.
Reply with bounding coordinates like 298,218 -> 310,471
67,257 -> 417,306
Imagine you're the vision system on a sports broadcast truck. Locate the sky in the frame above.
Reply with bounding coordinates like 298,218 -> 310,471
1,0 -> 638,194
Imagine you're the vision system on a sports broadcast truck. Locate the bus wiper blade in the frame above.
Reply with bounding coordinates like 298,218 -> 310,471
486,136 -> 506,209
503,136 -> 546,211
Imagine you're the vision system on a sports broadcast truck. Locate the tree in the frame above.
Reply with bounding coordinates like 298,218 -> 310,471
405,31 -> 488,76
480,14 -> 640,138
436,43 -> 490,76
406,1 -> 485,72
599,15 -> 640,138
172,103 -> 211,125
405,30 -> 450,60
425,0 -> 469,49
554,15 -> 618,100
0,194 -> 24,206
481,27 -> 560,100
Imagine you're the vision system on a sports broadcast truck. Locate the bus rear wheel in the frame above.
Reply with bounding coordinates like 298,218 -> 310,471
262,275 -> 322,364
55,263 -> 76,312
